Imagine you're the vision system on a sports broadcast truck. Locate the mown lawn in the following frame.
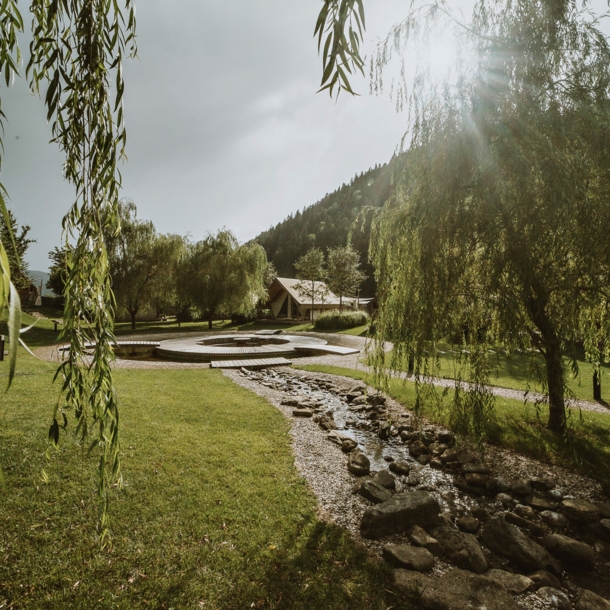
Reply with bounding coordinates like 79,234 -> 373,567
297,364 -> 610,483
385,342 -> 610,403
0,355 -> 412,609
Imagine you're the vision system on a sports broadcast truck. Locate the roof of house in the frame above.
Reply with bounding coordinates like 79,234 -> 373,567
270,277 -> 343,307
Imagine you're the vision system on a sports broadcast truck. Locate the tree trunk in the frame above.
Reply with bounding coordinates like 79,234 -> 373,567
311,280 -> 315,322
593,369 -> 602,401
130,309 -> 137,330
340,295 -> 343,312
408,353 -> 415,376
544,336 -> 566,433
208,311 -> 214,330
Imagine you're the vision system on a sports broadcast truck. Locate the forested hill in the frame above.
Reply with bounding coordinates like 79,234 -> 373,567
254,154 -> 406,297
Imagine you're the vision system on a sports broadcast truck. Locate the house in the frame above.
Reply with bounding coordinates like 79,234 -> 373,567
268,277 -> 365,321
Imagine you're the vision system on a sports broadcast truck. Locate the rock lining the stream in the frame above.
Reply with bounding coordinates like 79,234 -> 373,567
223,366 -> 610,607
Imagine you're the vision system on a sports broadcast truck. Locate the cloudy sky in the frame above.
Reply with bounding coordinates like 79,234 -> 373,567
0,1 -> 417,271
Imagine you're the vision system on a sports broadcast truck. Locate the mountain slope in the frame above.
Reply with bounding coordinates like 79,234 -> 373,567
254,154 -> 406,297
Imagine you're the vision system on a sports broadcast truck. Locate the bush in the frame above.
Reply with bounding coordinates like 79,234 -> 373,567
314,310 -> 370,330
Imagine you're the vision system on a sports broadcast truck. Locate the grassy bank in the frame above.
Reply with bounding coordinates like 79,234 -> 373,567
0,357 -> 411,609
296,364 -> 610,482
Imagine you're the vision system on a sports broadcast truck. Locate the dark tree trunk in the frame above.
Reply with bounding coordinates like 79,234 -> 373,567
340,295 -> 343,312
408,353 -> 415,376
544,336 -> 566,433
593,369 -> 602,401
208,312 -> 214,330
130,309 -> 137,330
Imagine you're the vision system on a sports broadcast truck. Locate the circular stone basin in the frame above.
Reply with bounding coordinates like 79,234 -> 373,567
156,333 -> 327,362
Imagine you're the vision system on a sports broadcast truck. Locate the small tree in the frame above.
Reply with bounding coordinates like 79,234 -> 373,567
47,245 -> 71,300
294,248 -> 327,321
181,230 -> 268,329
0,210 -> 36,290
326,245 -> 366,311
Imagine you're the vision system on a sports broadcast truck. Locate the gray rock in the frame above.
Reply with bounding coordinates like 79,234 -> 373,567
416,454 -> 430,465
462,463 -> 492,475
515,504 -> 538,520
440,447 -> 458,463
511,478 -> 533,497
389,461 -> 410,476
537,586 -> 571,610
430,525 -> 488,573
487,477 -> 512,494
594,502 -> 610,519
340,438 -> 358,453
456,517 -> 480,533
486,569 -> 534,594
543,533 -> 596,571
437,430 -> 455,444
361,491 -> 440,539
351,395 -> 368,405
409,440 -> 430,457
528,495 -> 560,511
540,511 -> 570,530
383,455 -> 395,462
528,570 -> 562,591
465,473 -> 489,487
378,420 -> 391,440
586,519 -> 610,543
576,589 -> 610,610
382,544 -> 434,571
472,507 -> 491,522
373,469 -> 396,490
292,408 -> 313,417
408,525 -> 441,554
315,414 -> 337,430
393,568 -> 520,610
548,489 -> 564,502
348,451 -> 370,477
561,499 -> 600,523
531,477 -> 556,491
481,517 -> 562,576
497,492 -> 515,507
504,511 -> 545,537
358,479 -> 393,504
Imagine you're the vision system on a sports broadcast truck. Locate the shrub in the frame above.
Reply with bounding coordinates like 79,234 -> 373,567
314,310 -> 369,330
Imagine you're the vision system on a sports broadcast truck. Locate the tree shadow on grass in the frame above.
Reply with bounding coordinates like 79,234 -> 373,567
213,520 -> 415,610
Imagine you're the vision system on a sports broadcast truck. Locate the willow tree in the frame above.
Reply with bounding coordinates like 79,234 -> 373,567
180,230 -> 268,329
317,1 -> 610,434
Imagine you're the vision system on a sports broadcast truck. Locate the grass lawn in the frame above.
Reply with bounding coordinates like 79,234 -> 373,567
296,364 -> 610,483
386,343 -> 610,404
0,354 -> 412,610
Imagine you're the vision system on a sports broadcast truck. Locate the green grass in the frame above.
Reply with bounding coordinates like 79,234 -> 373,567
387,342 -> 610,403
296,364 -> 610,482
0,356 -> 412,610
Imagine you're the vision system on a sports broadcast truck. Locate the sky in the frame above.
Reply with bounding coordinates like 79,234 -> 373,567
0,1 -> 417,272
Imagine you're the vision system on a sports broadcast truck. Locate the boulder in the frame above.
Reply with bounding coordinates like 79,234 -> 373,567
561,499 -> 600,524
540,511 -> 570,530
486,569 -> 534,594
531,477 -> 556,491
487,477 -> 511,494
430,525 -> 488,574
528,570 -> 562,591
416,454 -> 430,465
465,473 -> 489,488
586,519 -> 610,543
515,504 -> 537,520
373,469 -> 396,490
360,491 -> 440,539
393,568 -> 521,610
348,451 -> 370,477
537,586 -> 571,610
497,493 -> 516,507
528,495 -> 559,512
594,502 -> 610,519
437,430 -> 455,444
358,479 -> 393,504
504,511 -> 544,537
543,533 -> 596,571
408,525 -> 441,554
389,460 -> 411,476
481,518 -> 562,576
462,462 -> 491,475
576,589 -> 610,610
456,517 -> 480,533
511,478 -> 533,497
382,544 -> 435,572
292,408 -> 313,417
409,440 -> 429,457
440,447 -> 458,463
472,507 -> 491,522
340,438 -> 358,453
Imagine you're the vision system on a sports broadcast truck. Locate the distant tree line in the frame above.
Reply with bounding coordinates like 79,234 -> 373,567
254,154 -> 406,297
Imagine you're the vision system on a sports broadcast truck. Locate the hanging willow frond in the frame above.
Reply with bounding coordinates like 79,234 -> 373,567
315,0 -> 366,97
27,0 -> 136,543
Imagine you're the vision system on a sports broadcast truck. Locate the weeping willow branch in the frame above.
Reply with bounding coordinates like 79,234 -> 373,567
27,0 -> 136,542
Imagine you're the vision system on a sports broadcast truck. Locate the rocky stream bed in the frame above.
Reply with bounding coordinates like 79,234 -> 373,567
225,366 -> 610,610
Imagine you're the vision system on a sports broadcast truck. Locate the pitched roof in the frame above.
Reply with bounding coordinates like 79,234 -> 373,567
272,277 -> 342,306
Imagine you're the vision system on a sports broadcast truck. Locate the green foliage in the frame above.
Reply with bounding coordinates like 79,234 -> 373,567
295,247 -> 328,321
315,0 -> 366,97
327,244 -> 366,311
0,210 -> 35,290
105,200 -> 185,329
254,157 -> 403,297
27,0 -> 137,539
367,0 -> 610,435
46,245 -> 70,299
314,310 -> 369,330
178,230 -> 268,329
